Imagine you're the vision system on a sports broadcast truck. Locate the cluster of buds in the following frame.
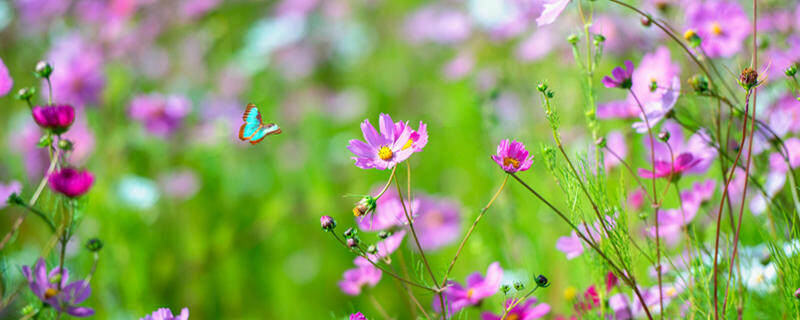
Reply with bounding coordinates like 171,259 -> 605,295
353,196 -> 376,217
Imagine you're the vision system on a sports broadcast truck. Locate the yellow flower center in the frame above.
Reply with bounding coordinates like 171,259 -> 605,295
378,146 -> 393,161
504,314 -> 520,320
564,286 -> 577,300
683,29 -> 697,40
402,139 -> 414,150
44,288 -> 59,299
711,22 -> 722,35
503,157 -> 520,169
666,287 -> 678,297
467,288 -> 475,299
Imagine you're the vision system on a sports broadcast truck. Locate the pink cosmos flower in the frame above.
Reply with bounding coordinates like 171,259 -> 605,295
339,231 -> 406,295
638,121 -> 716,178
767,93 -> 800,137
481,298 -> 550,320
627,189 -> 645,211
536,0 -> 570,26
0,57 -> 12,96
435,262 -> 503,315
556,231 -> 584,260
350,312 -> 367,320
685,0 -> 750,58
492,139 -> 533,173
413,195 -> 461,251
602,61 -> 634,89
631,47 -> 681,106
140,307 -> 189,320
31,105 -> 76,134
0,181 -> 22,209
609,293 -> 632,320
129,93 -> 192,138
48,168 -> 95,198
347,114 -> 419,170
575,285 -> 600,312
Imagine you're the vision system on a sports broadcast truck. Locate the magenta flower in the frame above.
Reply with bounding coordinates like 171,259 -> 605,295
0,57 -> 12,97
1,181 -> 22,209
602,61 -> 634,89
349,312 -> 368,320
639,121 -> 716,178
348,114 -> 417,170
685,0 -> 750,58
435,262 -> 503,315
536,0 -> 570,26
48,168 -> 94,198
22,258 -> 94,317
129,93 -> 192,138
637,153 -> 700,179
492,139 -> 533,173
482,299 -> 550,320
140,307 -> 189,320
31,104 -> 76,134
412,195 -> 461,251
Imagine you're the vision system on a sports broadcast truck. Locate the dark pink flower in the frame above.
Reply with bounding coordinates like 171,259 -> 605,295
637,153 -> 700,179
435,262 -> 503,315
481,298 -> 550,320
602,61 -> 634,89
492,139 -> 533,173
31,104 -> 76,134
349,312 -> 367,320
638,121 -> 716,178
48,168 -> 94,198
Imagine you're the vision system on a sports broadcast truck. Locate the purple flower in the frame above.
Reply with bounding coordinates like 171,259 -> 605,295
767,93 -> 800,136
31,104 -> 76,134
14,0 -> 70,30
435,262 -> 503,315
349,312 -> 367,320
481,298 -> 550,320
0,57 -> 12,97
48,168 -> 95,198
21,258 -> 94,317
602,60 -> 634,89
412,195 -> 461,251
347,114 -> 418,170
46,34 -> 106,108
129,93 -> 192,138
140,307 -> 189,320
1,181 -> 22,209
637,153 -> 700,179
492,139 -> 533,173
536,0 -> 570,26
685,0 -> 750,58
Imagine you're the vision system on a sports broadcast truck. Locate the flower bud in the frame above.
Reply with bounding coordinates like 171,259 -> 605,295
683,29 -> 701,48
688,74 -> 710,93
353,196 -> 377,217
85,238 -> 103,252
15,87 -> 35,101
535,274 -> 550,287
346,237 -> 359,248
21,304 -> 37,316
34,61 -> 53,79
794,287 -> 800,299
37,134 -> 53,148
739,67 -> 759,90
501,284 -> 511,294
58,139 -> 73,151
537,82 -> 548,93
344,227 -> 356,238
366,245 -> 377,254
320,215 -> 336,231
786,64 -> 798,77
378,231 -> 390,239
640,17 -> 652,27
513,281 -> 524,290
6,193 -> 24,206
595,137 -> 606,148
593,34 -> 606,46
658,131 -> 670,142
567,34 -> 579,45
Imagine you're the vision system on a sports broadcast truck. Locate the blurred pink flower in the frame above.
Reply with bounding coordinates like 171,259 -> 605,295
435,262 -> 503,316
603,131 -> 628,170
356,189 -> 420,231
640,120 -> 716,177
129,93 -> 192,138
46,34 -> 106,108
158,169 -> 200,200
413,195 -> 461,251
404,5 -> 471,45
0,57 -> 12,96
685,0 -> 750,58
481,298 -> 550,320
443,51 -> 474,80
0,181 -> 22,209
61,115 -> 96,165
536,0 -> 570,26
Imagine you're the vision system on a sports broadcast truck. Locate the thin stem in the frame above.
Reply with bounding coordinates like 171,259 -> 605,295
501,284 -> 541,319
375,166 -> 397,199
441,174 -> 508,286
46,78 -> 53,105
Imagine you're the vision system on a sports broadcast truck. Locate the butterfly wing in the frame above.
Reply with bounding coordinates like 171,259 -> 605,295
248,123 -> 282,144
238,104 -> 263,140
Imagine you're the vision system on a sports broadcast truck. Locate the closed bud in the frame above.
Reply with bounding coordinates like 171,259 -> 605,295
37,134 -> 53,148
595,137 -> 607,148
658,131 -> 670,142
344,227 -> 356,238
640,17 -> 652,27
15,87 -> 35,101
683,29 -> 701,48
739,67 -> 759,90
353,196 -> 377,217
366,245 -> 377,254
501,284 -> 511,294
593,34 -> 606,44
34,61 -> 53,79
513,281 -> 525,290
688,74 -> 710,93
567,34 -> 579,45
785,64 -> 797,77
7,193 -> 24,206
537,82 -> 548,93
546,90 -> 554,98
346,237 -> 359,248
320,215 -> 336,231
535,274 -> 550,287
58,139 -> 73,151
85,238 -> 103,252
378,231 -> 390,239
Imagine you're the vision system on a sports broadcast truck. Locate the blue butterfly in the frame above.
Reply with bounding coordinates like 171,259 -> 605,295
238,103 -> 282,145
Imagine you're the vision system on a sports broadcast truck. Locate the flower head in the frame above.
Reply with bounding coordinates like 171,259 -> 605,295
22,258 -> 94,317
31,105 -> 76,134
140,307 -> 189,320
347,114 -> 419,170
349,312 -> 368,320
602,61 -> 634,89
435,262 -> 503,315
685,0 -> 749,58
48,168 -> 94,198
481,298 -> 550,320
492,139 -> 533,173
